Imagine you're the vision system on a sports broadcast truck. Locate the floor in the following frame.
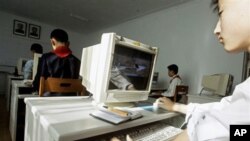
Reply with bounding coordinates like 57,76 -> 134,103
0,95 -> 12,141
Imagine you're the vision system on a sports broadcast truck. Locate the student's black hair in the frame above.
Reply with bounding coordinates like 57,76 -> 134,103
50,28 -> 69,43
211,0 -> 219,12
167,64 -> 178,74
30,43 -> 43,54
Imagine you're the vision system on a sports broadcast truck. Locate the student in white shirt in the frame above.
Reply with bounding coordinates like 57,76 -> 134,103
158,0 -> 250,140
162,64 -> 182,100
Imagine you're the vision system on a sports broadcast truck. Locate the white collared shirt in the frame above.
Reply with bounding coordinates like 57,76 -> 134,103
23,59 -> 33,79
186,77 -> 250,141
162,75 -> 182,97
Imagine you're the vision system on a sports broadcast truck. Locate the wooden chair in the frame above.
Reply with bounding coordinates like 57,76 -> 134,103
174,85 -> 189,104
39,77 -> 87,97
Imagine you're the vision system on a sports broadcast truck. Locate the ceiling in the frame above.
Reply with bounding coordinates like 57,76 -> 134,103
0,0 -> 192,33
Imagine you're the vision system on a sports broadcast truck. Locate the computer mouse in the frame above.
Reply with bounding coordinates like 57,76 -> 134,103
153,99 -> 160,111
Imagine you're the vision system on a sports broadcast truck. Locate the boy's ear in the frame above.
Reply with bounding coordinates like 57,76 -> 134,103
51,39 -> 56,46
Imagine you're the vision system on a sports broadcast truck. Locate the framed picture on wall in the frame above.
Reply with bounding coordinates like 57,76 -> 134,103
28,24 -> 41,39
13,20 -> 27,36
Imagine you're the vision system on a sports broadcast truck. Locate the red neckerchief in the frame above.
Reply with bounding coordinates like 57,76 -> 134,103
170,75 -> 181,83
52,46 -> 72,58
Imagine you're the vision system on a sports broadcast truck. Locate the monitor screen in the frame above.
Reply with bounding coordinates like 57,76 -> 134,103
80,33 -> 158,107
109,44 -> 154,90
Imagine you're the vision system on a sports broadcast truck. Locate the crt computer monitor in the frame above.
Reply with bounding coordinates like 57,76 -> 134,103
152,72 -> 159,85
32,53 -> 42,80
80,33 -> 158,107
201,73 -> 233,96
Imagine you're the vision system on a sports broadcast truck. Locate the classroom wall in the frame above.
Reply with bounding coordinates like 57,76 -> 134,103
0,11 -> 87,95
82,0 -> 244,94
0,11 -> 86,68
0,0 -> 244,95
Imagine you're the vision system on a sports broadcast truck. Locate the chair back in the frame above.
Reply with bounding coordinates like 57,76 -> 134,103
174,85 -> 189,104
39,77 -> 86,97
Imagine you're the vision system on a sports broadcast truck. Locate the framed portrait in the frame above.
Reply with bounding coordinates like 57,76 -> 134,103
28,24 -> 41,39
13,20 -> 27,36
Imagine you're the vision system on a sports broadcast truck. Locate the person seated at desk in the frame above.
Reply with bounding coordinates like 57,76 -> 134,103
23,43 -> 43,80
151,64 -> 182,101
162,64 -> 182,100
32,28 -> 80,96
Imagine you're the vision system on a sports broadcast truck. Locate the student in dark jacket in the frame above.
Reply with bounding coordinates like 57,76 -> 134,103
33,28 -> 80,94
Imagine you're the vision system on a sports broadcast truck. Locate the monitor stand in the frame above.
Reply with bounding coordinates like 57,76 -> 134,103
105,102 -> 135,108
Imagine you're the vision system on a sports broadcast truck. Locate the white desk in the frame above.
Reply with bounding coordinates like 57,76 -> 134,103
24,97 -> 180,141
6,74 -> 23,111
9,80 -> 37,141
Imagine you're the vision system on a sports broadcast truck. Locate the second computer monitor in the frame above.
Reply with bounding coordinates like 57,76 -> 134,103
32,53 -> 42,80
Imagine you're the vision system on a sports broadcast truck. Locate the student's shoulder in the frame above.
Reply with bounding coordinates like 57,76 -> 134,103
41,52 -> 54,58
70,54 -> 80,62
26,59 -> 33,64
24,60 -> 33,67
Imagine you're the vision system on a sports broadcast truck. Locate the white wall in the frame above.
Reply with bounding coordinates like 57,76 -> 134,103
84,0 -> 244,94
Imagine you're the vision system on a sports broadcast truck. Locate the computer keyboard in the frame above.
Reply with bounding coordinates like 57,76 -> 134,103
92,122 -> 183,141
